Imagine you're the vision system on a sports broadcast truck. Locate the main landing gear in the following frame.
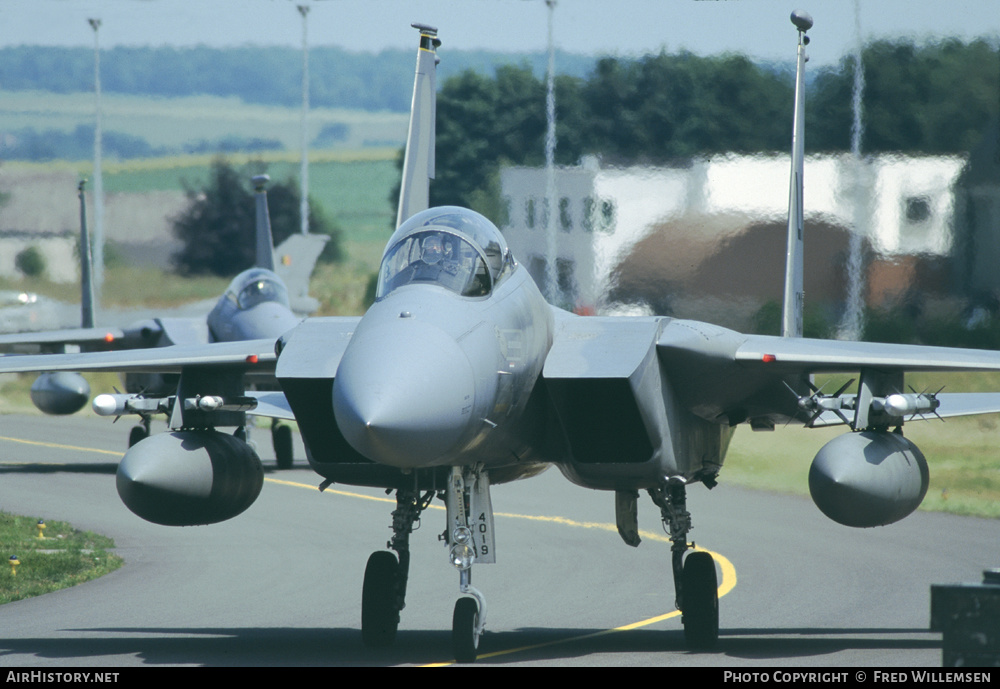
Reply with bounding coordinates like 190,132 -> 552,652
650,481 -> 719,650
234,419 -> 294,469
361,487 -> 434,647
128,417 -> 151,448
271,419 -> 294,469
360,466 -> 496,663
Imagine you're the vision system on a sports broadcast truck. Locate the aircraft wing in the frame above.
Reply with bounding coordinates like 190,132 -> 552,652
0,316 -> 209,353
0,338 -> 277,375
246,390 -> 297,420
656,319 -> 1000,427
733,333 -> 1000,374
0,325 -> 130,351
544,314 -> 1000,434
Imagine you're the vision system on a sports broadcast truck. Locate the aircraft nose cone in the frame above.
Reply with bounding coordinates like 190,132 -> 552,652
333,319 -> 476,468
228,303 -> 301,340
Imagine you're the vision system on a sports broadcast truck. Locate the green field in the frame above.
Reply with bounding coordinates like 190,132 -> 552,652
0,90 -> 408,151
0,89 -> 406,271
2,148 -> 400,286
100,150 -> 401,256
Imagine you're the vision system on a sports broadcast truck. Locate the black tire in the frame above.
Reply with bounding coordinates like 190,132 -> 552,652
273,422 -> 293,470
128,425 -> 148,448
452,597 -> 480,663
362,551 -> 400,647
681,551 -> 719,650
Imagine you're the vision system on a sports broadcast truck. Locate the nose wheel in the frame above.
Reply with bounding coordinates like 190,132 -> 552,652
452,596 -> 481,662
445,466 -> 495,662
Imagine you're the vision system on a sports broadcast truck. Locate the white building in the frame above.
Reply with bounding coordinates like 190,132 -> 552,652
501,153 -> 965,311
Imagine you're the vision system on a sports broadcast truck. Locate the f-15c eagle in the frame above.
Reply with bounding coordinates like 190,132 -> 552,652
2,16 -> 999,663
0,173 -> 325,468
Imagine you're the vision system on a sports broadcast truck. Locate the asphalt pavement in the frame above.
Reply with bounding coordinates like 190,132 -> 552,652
1,413 -> 995,667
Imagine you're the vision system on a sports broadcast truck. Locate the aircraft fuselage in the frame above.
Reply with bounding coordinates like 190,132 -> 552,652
333,264 -> 553,471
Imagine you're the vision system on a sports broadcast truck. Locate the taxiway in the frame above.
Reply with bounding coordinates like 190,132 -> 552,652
0,413 -> 994,666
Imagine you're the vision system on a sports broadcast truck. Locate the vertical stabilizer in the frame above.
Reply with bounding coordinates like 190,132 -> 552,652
782,11 -> 812,338
396,23 -> 440,228
78,179 -> 96,329
253,174 -> 276,271
274,233 -> 328,315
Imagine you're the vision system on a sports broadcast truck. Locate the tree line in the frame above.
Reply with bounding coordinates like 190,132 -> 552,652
431,39 -> 1000,211
172,159 -> 342,277
0,45 -> 596,112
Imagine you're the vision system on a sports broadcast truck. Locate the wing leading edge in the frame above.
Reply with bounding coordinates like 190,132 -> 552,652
0,338 -> 278,375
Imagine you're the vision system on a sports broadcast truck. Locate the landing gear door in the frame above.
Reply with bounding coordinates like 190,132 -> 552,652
469,471 -> 496,564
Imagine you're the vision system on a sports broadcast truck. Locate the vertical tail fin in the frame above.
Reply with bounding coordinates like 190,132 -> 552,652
782,11 -> 812,338
396,23 -> 440,228
78,179 -> 95,329
253,174 -> 276,271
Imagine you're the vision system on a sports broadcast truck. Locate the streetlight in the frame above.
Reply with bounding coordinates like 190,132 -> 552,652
297,4 -> 310,234
88,18 -> 104,303
543,0 -> 558,302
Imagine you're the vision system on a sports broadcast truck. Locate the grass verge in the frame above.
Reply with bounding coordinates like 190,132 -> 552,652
0,511 -> 123,605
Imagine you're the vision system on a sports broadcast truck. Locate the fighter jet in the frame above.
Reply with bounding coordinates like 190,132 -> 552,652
0,174 -> 323,467
3,17 -> 1000,662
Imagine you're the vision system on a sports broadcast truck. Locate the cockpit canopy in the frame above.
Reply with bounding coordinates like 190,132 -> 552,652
225,269 -> 290,310
377,207 -> 512,299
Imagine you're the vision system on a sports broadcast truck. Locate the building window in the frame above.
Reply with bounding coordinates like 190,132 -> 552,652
528,255 -> 547,288
557,258 -> 576,298
582,197 -> 595,233
597,199 -> 616,233
905,196 -> 932,224
559,197 -> 572,232
525,198 -> 536,229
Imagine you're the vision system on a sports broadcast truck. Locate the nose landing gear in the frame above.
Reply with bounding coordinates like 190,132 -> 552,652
446,466 -> 495,662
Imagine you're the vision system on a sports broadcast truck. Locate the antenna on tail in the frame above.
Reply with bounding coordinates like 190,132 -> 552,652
396,23 -> 440,228
782,10 -> 812,338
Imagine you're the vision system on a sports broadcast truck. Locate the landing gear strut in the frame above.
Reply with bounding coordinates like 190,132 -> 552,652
445,466 -> 494,663
361,488 -> 434,648
650,481 -> 719,650
359,468 -> 496,662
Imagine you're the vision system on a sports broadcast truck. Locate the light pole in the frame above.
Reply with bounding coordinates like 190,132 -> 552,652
298,4 -> 310,234
88,18 -> 104,303
544,0 -> 558,303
